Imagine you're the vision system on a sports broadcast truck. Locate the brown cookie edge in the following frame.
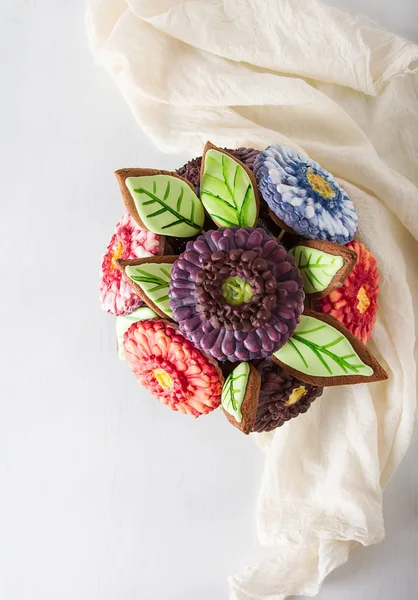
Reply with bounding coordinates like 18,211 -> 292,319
268,208 -> 299,235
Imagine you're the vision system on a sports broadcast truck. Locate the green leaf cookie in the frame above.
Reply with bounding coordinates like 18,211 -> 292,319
116,169 -> 204,238
125,263 -> 173,318
273,310 -> 387,386
289,241 -> 357,298
116,256 -> 178,320
221,362 -> 250,423
200,143 -> 259,228
290,247 -> 343,294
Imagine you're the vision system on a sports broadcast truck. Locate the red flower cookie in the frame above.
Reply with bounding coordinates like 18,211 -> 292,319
318,240 -> 379,343
124,319 -> 224,417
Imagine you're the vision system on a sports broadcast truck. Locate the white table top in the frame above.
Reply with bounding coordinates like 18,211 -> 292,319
1,1 -> 416,598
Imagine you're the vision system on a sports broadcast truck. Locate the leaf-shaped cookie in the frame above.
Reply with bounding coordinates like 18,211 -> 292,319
273,309 -> 387,386
116,306 -> 158,360
290,241 -> 356,298
221,362 -> 261,434
116,169 -> 205,238
200,142 -> 259,227
117,256 -> 178,319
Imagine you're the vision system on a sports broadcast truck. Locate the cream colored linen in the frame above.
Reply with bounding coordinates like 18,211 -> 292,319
86,1 -> 418,597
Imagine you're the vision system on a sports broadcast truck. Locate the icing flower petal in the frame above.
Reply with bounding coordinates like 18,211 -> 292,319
124,319 -> 223,417
253,145 -> 358,243
169,227 -> 305,362
99,212 -> 163,316
318,240 -> 379,343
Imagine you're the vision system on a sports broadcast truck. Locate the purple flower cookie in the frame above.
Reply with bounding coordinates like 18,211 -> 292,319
169,227 -> 305,362
253,360 -> 323,432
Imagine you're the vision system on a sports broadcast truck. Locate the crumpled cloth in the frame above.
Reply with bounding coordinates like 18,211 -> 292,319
86,1 -> 418,597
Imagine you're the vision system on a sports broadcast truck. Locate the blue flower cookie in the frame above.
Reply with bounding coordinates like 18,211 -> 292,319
253,146 -> 358,244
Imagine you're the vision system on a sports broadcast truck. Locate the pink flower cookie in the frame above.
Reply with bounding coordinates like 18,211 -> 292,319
100,212 -> 163,316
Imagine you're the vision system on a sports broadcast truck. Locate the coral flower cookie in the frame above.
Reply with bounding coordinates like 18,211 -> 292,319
100,212 -> 163,316
123,319 -> 223,417
253,360 -> 323,433
169,227 -> 305,362
253,145 -> 358,243
318,240 -> 379,343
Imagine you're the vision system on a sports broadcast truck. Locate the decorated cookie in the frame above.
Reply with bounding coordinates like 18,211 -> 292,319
253,146 -> 358,243
252,360 -> 323,433
169,227 -> 305,362
117,255 -> 178,319
102,141 -> 388,428
124,319 -> 224,417
177,147 -> 260,195
289,240 -> 357,299
199,142 -> 260,228
221,362 -> 261,434
99,211 -> 163,316
116,306 -> 158,360
115,168 -> 205,238
273,309 -> 387,386
318,240 -> 379,343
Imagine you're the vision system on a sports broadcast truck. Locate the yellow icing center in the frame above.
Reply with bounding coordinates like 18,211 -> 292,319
285,386 -> 307,406
110,241 -> 123,269
307,170 -> 335,199
356,286 -> 370,314
153,368 -> 174,390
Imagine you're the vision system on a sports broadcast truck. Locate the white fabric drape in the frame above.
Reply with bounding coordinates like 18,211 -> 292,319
86,1 -> 418,597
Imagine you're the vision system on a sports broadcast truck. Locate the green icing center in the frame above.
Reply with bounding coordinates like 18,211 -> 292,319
221,276 -> 253,305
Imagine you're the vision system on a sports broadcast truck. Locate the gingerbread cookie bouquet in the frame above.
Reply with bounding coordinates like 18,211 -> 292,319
100,142 -> 387,434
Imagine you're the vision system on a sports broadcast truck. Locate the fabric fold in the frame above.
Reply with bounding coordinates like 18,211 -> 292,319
86,1 -> 418,597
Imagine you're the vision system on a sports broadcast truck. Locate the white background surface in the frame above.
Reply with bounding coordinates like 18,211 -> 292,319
0,1 -> 417,599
